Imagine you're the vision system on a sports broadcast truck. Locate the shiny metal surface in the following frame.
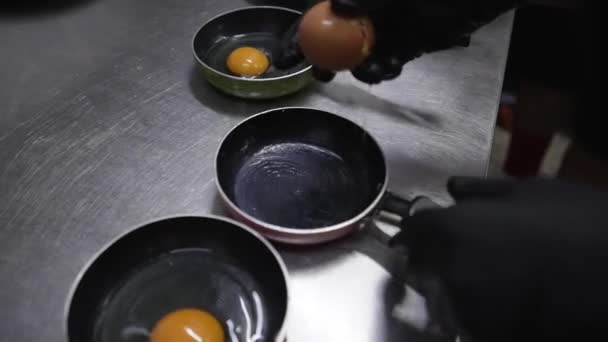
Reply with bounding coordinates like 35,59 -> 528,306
0,0 -> 513,340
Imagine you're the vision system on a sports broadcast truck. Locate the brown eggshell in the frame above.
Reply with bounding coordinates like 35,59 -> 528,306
298,1 -> 375,71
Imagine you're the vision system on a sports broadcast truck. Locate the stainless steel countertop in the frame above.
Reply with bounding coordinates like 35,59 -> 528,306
0,0 -> 513,340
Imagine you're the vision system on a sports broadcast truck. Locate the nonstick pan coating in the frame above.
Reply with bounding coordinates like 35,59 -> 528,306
216,108 -> 386,230
67,216 -> 288,342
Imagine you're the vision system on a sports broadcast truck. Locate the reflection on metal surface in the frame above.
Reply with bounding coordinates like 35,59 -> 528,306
288,251 -> 391,341
0,0 -> 513,339
284,245 -> 448,342
393,286 -> 430,331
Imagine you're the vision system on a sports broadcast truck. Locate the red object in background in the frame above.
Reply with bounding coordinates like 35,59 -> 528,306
498,100 -> 552,178
497,103 -> 514,132
504,131 -> 551,178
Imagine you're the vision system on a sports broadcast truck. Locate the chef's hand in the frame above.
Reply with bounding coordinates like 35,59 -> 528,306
274,0 -> 520,84
392,177 -> 608,341
272,16 -> 337,82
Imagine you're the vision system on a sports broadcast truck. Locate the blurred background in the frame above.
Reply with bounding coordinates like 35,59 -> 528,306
489,3 -> 600,187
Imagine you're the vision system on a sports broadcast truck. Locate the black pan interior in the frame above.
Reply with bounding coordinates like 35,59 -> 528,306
193,7 -> 307,78
217,108 -> 387,229
68,217 -> 287,342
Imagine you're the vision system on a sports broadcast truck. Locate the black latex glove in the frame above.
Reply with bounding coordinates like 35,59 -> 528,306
392,177 -> 608,341
274,0 -> 521,84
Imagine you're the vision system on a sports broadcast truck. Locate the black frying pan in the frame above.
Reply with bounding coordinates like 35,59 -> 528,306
216,107 -> 431,244
66,216 -> 288,342
191,6 -> 313,99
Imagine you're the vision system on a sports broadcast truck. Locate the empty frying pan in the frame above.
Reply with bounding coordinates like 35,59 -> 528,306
66,216 -> 288,342
216,107 -> 432,244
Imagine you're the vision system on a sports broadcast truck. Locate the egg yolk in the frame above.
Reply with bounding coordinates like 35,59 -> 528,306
150,308 -> 225,342
226,46 -> 269,77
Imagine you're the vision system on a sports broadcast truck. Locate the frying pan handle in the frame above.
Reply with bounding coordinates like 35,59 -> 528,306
373,192 -> 440,247
381,192 -> 439,220
377,194 -> 456,338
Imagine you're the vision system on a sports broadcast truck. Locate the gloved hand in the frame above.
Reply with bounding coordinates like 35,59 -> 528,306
392,177 -> 608,341
272,15 -> 337,82
274,0 -> 520,84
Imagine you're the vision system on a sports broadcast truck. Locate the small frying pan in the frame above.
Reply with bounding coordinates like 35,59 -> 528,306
192,6 -> 313,99
66,216 -> 288,342
216,107 -> 432,244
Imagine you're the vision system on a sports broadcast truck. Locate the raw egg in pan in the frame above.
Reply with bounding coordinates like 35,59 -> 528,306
90,249 -> 271,342
204,32 -> 305,79
226,46 -> 270,77
150,308 -> 225,342
67,217 -> 288,342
